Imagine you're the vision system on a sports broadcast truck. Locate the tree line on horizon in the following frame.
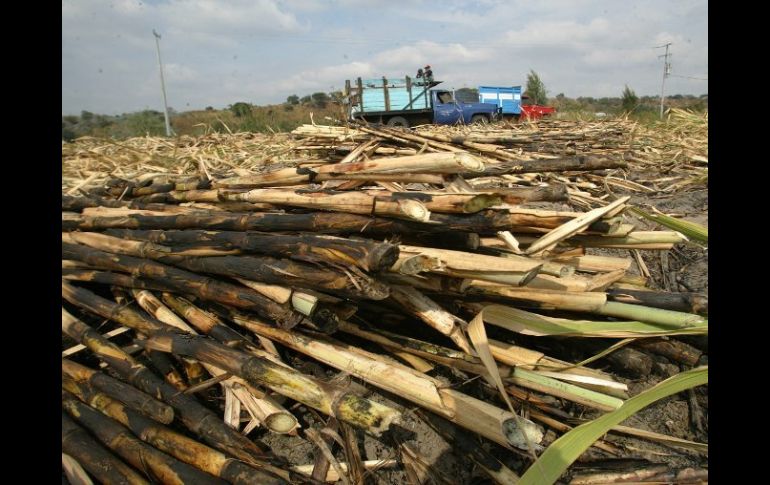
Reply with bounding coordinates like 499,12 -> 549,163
62,70 -> 707,140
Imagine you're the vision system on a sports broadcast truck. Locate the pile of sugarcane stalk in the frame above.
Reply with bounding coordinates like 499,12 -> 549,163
62,124 -> 707,484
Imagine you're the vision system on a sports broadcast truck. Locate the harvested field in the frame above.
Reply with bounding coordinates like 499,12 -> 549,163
61,109 -> 707,484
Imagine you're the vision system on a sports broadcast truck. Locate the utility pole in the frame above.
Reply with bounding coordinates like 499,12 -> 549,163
152,29 -> 173,137
655,42 -> 672,119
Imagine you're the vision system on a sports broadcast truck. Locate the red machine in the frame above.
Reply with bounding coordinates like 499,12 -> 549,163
520,95 -> 556,120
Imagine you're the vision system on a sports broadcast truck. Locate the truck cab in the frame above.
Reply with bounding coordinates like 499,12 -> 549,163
431,90 -> 499,125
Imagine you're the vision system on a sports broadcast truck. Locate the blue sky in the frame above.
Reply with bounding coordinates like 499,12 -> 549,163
62,0 -> 708,115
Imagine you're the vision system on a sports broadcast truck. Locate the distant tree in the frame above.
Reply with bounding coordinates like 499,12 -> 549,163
621,85 -> 639,113
230,102 -> 252,117
125,110 -> 166,136
286,94 -> 300,105
300,95 -> 312,104
311,92 -> 330,108
525,70 -> 548,105
205,106 -> 214,111
80,110 -> 94,121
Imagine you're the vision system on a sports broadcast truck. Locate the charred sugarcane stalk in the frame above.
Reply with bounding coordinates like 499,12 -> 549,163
164,254 -> 390,301
62,268 -> 180,292
61,307 -> 271,467
62,390 -> 228,485
63,378 -> 289,484
104,229 -> 399,272
62,413 -> 150,485
462,155 -> 628,177
62,359 -> 174,424
62,243 -> 302,328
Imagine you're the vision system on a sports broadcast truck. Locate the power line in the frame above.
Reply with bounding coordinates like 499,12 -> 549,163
669,74 -> 708,81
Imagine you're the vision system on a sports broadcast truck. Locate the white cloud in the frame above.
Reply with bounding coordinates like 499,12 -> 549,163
62,0 -> 708,114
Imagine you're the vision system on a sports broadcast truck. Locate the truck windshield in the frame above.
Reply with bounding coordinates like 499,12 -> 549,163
437,92 -> 454,104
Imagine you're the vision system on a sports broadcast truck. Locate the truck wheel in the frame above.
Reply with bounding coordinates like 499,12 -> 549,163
386,116 -> 410,128
470,114 -> 489,125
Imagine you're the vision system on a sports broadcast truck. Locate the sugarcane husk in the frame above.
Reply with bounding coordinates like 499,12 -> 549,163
213,151 -> 484,188
388,284 -> 472,353
397,244 -> 541,272
486,339 -> 627,398
61,307 -> 270,466
464,285 -> 608,312
464,274 -> 592,292
525,197 -> 630,255
357,190 -> 502,213
225,188 -> 432,222
323,173 -> 446,183
548,231 -> 685,249
550,254 -> 632,273
390,253 -> 443,275
62,390 -> 228,485
607,287 -> 708,315
63,378 -> 290,484
227,312 -> 544,450
103,229 -> 400,272
62,243 -> 302,328
141,331 -> 399,435
62,413 -> 150,485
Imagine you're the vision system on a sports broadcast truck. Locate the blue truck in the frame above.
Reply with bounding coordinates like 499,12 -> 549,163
344,76 -> 499,128
478,85 -> 556,120
478,85 -> 523,119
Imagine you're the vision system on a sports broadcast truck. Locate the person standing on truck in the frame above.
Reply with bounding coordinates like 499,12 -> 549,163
416,67 -> 424,84
424,65 -> 433,83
